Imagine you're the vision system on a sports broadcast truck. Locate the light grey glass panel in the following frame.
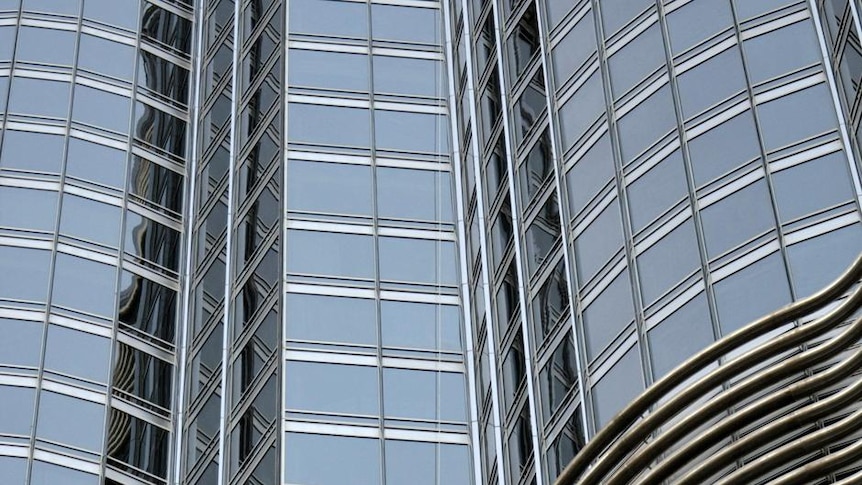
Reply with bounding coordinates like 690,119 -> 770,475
288,49 -> 368,92
772,151 -> 855,222
374,110 -> 449,154
287,160 -> 372,216
16,26 -> 77,66
285,361 -> 378,416
583,268 -> 634,359
82,0 -> 138,30
566,134 -> 614,215
289,0 -> 367,37
288,103 -> 370,148
384,368 -> 466,421
700,180 -> 774,258
592,346 -> 642,428
0,318 -> 42,368
546,0 -> 574,30
617,85 -> 675,164
0,385 -> 35,436
677,46 -> 745,119
600,0 -> 651,35
666,0 -> 733,54
43,324 -> 110,382
626,150 -> 687,232
714,252 -> 791,335
285,433 -> 380,485
0,187 -> 57,232
285,293 -> 376,346
373,56 -> 443,98
757,84 -> 838,152
688,111 -> 760,186
287,230 -> 374,279
787,224 -> 862,298
377,167 -> 453,222
574,198 -> 623,282
744,21 -> 820,85
8,78 -> 70,118
65,138 -> 127,188
59,194 -> 121,246
379,237 -> 457,285
23,0 -> 81,16
381,301 -> 461,352
385,441 -> 471,485
551,11 -> 595,85
77,34 -> 136,80
648,293 -> 713,378
36,391 -> 105,451
0,456 -> 26,485
559,71 -> 605,151
733,0 -> 798,21
608,23 -> 664,98
371,4 -> 440,45
30,461 -> 98,485
0,25 -> 13,62
0,77 -> 7,113
0,246 -> 51,302
51,253 -> 117,316
637,219 -> 700,304
0,130 -> 65,174
72,85 -> 131,133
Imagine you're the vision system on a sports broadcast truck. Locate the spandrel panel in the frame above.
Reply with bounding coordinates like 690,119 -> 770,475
43,324 -> 111,383
0,246 -> 51,303
582,268 -> 634,359
65,138 -> 127,189
637,219 -> 700,304
714,252 -> 791,335
0,385 -> 36,436
688,111 -> 760,186
757,84 -> 838,152
287,229 -> 374,279
371,4 -> 440,45
772,151 -> 855,222
285,361 -> 379,416
288,49 -> 368,92
77,34 -> 136,80
787,224 -> 862,298
59,194 -> 122,247
0,186 -> 58,232
285,433 -> 380,485
287,160 -> 372,217
7,77 -> 70,119
700,180 -> 774,258
15,26 -> 77,66
626,150 -> 687,233
289,0 -> 368,38
36,391 -> 105,452
592,346 -> 642,428
377,167 -> 453,222
648,293 -> 713,378
677,46 -> 746,119
381,300 -> 461,352
51,253 -> 117,317
373,55 -> 444,98
0,318 -> 43,368
607,23 -> 664,98
666,0 -> 733,54
285,293 -> 377,346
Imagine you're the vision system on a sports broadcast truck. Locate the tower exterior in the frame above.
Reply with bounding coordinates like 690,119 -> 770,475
0,1 -> 860,485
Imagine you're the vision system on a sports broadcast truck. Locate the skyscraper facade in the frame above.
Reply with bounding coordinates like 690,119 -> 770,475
0,2 -> 860,485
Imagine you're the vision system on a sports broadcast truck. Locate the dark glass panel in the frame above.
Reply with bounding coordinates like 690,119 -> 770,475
117,270 -> 177,344
107,410 -> 169,479
539,336 -> 577,421
531,261 -> 568,342
113,342 -> 172,409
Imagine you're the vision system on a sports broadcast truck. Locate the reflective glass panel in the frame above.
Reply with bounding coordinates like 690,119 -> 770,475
385,441 -> 471,485
8,77 -> 70,118
77,34 -> 136,80
787,224 -> 862,298
72,85 -> 132,133
288,104 -> 370,148
700,180 -> 774,258
626,150 -> 687,232
285,361 -> 378,416
583,269 -> 634,359
289,49 -> 368,92
30,461 -> 98,485
575,199 -> 623,282
637,219 -> 700,304
383,368 -> 466,422
43,324 -> 110,382
378,237 -> 457,285
757,84 -> 838,152
378,167 -> 453,222
289,0 -> 368,38
59,194 -> 122,247
36,391 -> 105,452
648,293 -> 713,378
381,301 -> 461,352
285,433 -> 380,485
744,20 -> 820,84
617,85 -> 675,163
608,23 -> 664,98
285,293 -> 376,346
0,318 -> 43,368
0,186 -> 57,232
287,230 -> 374,279
666,0 -> 733,54
592,346 -> 642,428
82,0 -> 139,30
677,46 -> 745,118
287,160 -> 372,217
51,253 -> 117,317
373,56 -> 443,98
65,138 -> 127,188
688,111 -> 760,185
566,134 -> 614,216
714,252 -> 791,335
374,110 -> 449,154
0,385 -> 36,436
16,26 -> 77,66
772,151 -> 855,222
551,11 -> 596,85
0,246 -> 51,303
371,4 -> 440,45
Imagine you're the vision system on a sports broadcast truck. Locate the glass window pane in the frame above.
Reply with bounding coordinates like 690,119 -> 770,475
583,269 -> 634,359
288,104 -> 370,148
787,224 -> 862,298
51,254 -> 117,317
744,20 -> 820,84
592,346 -> 642,428
82,0 -> 138,30
65,138 -> 127,188
381,301 -> 461,352
8,77 -> 70,118
285,433 -> 381,485
377,167 -> 453,222
648,293 -> 714,378
0,318 -> 43,368
757,84 -> 838,152
287,160 -> 372,217
733,0 -> 796,20
289,0 -> 368,38
43,324 -> 110,382
384,368 -> 467,422
677,47 -> 746,118
0,385 -> 36,436
117,271 -> 177,344
72,85 -> 132,133
575,199 -> 623,282
16,26 -> 77,66
0,187 -> 57,232
286,293 -> 377,346
0,130 -> 66,174
0,246 -> 51,303
289,49 -> 368,92
608,23 -> 664,98
372,4 -> 440,45
626,150 -> 687,232
714,252 -> 791,335
637,219 -> 700,304
600,0 -> 651,36
373,56 -> 443,98
385,441 -> 471,485
22,0 -> 80,15
30,461 -> 99,485
552,11 -> 596,85
287,230 -> 374,279
285,361 -> 378,416
77,34 -> 136,80
566,134 -> 614,216
617,85 -> 676,164
666,0 -> 733,54
539,337 -> 578,421
36,391 -> 105,452
374,110 -> 449,154
688,111 -> 760,185
59,194 -> 121,247
700,180 -> 774,258
378,237 -> 457,285
0,457 -> 26,485
773,151 -> 855,222
559,71 -> 605,151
